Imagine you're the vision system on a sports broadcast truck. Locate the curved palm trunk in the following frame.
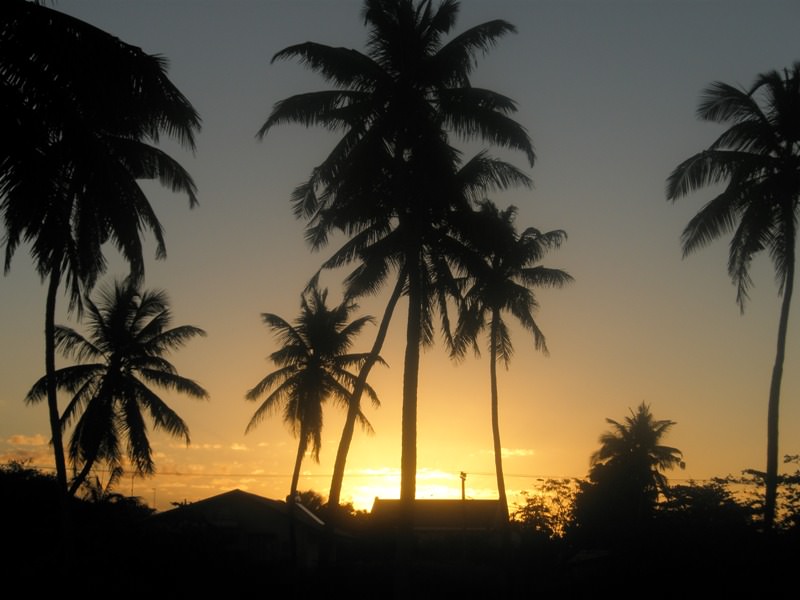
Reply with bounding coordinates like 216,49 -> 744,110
290,434 -> 308,501
45,264 -> 68,492
764,242 -> 794,529
489,311 -> 509,522
288,433 -> 307,573
68,455 -> 96,497
327,274 -> 405,513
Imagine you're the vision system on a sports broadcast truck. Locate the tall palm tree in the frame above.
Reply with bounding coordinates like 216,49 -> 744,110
452,200 -> 572,520
666,63 -> 800,528
1,0 -> 201,491
25,279 -> 208,496
258,0 -> 534,509
245,284 -> 382,500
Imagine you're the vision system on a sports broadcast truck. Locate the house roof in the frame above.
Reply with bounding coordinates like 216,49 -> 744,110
370,498 -> 503,531
150,488 -> 324,532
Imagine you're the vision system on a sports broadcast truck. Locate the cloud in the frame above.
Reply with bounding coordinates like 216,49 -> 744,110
230,443 -> 248,451
502,448 -> 535,458
169,442 -> 223,450
480,447 -> 536,458
7,434 -> 47,446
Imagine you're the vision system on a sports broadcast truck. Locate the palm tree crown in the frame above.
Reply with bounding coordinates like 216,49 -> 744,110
245,284 -> 381,498
666,62 -> 800,528
26,279 -> 208,495
454,200 -> 572,363
2,0 -> 201,298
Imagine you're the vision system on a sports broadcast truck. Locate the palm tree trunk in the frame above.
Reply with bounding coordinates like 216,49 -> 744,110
67,455 -> 97,497
327,273 -> 405,512
490,311 -> 509,521
288,434 -> 307,574
396,256 -> 421,597
401,259 -> 422,507
45,265 -> 68,492
764,242 -> 794,529
290,435 -> 308,501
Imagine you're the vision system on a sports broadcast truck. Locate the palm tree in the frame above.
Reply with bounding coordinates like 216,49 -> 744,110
245,284 -> 382,500
452,200 -> 572,520
590,402 -> 685,497
25,279 -> 208,496
1,0 -> 201,491
666,63 -> 800,528
258,0 -> 534,510
573,403 -> 684,543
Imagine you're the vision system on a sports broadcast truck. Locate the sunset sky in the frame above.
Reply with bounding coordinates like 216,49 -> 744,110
2,0 -> 799,512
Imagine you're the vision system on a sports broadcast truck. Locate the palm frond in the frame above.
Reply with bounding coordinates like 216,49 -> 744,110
136,368 -> 208,399
133,382 -> 191,442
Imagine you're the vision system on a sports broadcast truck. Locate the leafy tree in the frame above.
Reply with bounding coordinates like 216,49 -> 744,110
258,0 -> 534,513
26,279 -> 208,496
737,454 -> 800,532
511,478 -> 578,540
666,62 -> 800,528
1,0 -> 201,491
245,284 -> 382,499
657,478 -> 756,534
452,200 -> 572,520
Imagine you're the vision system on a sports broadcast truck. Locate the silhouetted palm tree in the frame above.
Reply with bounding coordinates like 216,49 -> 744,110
572,403 -> 684,545
452,200 -> 572,520
26,279 -> 208,496
258,0 -> 534,509
591,402 -> 684,500
666,63 -> 800,528
245,284 -> 381,499
1,0 -> 201,491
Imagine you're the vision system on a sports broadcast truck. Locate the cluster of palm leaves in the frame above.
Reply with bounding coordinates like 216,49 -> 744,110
1,0 -> 204,494
250,0 -> 571,521
3,1 -> 797,533
252,1 -> 800,532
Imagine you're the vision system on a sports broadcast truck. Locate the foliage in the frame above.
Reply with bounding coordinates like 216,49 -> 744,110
25,278 -> 208,494
571,403 -> 684,545
452,200 -> 572,519
667,62 -> 800,528
246,284 -> 381,497
735,454 -> 800,532
511,478 -> 578,539
258,0 -> 534,507
657,478 -> 757,532
1,0 -> 201,491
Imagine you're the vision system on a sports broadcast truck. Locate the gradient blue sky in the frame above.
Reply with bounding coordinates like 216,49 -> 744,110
1,0 -> 799,511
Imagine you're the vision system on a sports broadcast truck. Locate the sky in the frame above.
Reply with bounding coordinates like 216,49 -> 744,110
2,0 -> 799,512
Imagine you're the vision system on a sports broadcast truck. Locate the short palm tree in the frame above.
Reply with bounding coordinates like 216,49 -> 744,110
245,284 -> 381,500
25,279 -> 208,496
452,200 -> 572,521
1,0 -> 201,491
258,0 -> 534,508
573,403 -> 684,543
666,62 -> 800,528
590,402 -> 685,502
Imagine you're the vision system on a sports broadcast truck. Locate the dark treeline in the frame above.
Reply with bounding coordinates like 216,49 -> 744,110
3,450 -> 798,597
